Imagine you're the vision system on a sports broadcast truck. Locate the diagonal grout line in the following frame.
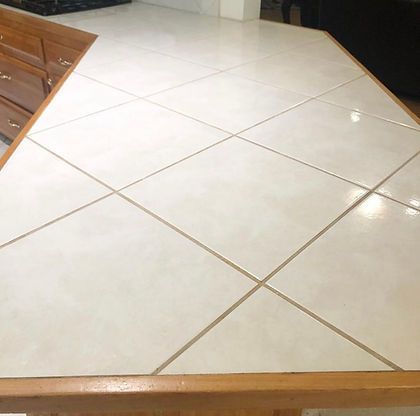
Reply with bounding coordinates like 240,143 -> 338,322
263,285 -> 402,371
151,284 -> 262,375
0,193 -> 114,250
4,7 -> 418,375
147,150 -> 420,376
28,138 -> 116,192
117,192 -> 261,285
315,97 -> 420,133
237,136 -> 371,191
373,192 -> 420,213
117,135 -> 234,192
28,97 -> 140,136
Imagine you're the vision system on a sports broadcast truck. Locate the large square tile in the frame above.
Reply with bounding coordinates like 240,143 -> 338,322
0,195 -> 253,377
217,19 -> 325,54
159,36 -> 272,70
289,37 -> 360,69
78,51 -> 216,97
378,155 -> 420,209
149,73 -> 308,133
163,288 -> 388,374
123,138 -> 366,278
30,100 -> 229,189
29,73 -> 135,133
320,76 -> 420,129
240,100 -> 420,188
0,140 -> 109,246
75,37 -> 149,71
269,194 -> 420,369
229,52 -> 362,97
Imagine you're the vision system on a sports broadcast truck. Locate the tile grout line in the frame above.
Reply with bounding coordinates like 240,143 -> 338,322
117,192 -> 261,285
3,9 -> 416,374
0,193 -> 114,250
237,136 -> 371,191
150,284 -> 263,375
263,285 -> 402,371
28,97 -> 140,137
28,138 -> 116,192
116,135 -> 234,192
149,149 -> 420,375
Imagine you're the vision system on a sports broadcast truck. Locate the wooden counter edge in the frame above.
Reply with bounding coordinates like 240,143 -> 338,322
1,371 -> 420,412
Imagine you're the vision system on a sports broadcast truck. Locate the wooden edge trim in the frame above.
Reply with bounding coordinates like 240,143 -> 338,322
1,372 -> 420,413
324,31 -> 420,125
0,31 -> 97,170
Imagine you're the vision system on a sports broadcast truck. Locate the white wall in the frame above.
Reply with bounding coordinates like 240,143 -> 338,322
220,0 -> 261,20
140,0 -> 261,20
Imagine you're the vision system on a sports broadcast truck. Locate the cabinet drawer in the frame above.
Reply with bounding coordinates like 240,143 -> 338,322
0,24 -> 44,68
0,53 -> 48,113
45,40 -> 80,86
0,97 -> 31,142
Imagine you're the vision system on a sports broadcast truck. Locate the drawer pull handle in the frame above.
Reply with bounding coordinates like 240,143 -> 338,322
8,119 -> 21,129
47,78 -> 54,87
0,71 -> 12,81
58,57 -> 73,67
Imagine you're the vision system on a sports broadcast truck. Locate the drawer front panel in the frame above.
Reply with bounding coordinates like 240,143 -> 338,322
0,24 -> 45,68
45,40 -> 80,85
0,97 -> 31,142
0,53 -> 48,113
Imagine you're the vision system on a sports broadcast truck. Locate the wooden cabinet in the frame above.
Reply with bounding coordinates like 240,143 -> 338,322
0,23 -> 45,68
0,53 -> 48,112
0,7 -> 96,145
0,96 -> 31,142
44,40 -> 80,89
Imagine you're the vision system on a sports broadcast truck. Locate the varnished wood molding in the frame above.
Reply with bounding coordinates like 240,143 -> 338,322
1,372 -> 420,413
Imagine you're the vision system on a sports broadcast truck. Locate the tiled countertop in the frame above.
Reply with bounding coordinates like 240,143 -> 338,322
0,1 -> 419,378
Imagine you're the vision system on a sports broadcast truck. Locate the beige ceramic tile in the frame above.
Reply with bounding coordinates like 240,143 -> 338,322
229,52 -> 362,97
269,194 -> 420,369
123,138 -> 366,279
289,37 -> 359,68
378,155 -> 420,209
0,140 -> 109,246
30,100 -> 228,189
149,73 -> 308,133
241,100 -> 420,188
29,73 -> 135,133
0,195 -> 253,377
163,288 -> 388,374
78,52 -> 217,97
320,76 -> 419,129
75,37 -> 149,71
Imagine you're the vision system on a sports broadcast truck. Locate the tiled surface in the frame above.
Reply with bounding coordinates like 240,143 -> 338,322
241,100 -> 420,188
123,138 -> 365,278
163,288 -> 388,374
378,155 -> 420,209
30,100 -> 229,189
29,73 -> 135,133
269,195 -> 420,369
290,38 -> 360,69
229,52 -> 362,96
149,73 -> 308,133
1,1 -> 419,378
0,140 -> 108,246
78,51 -> 217,97
75,37 -> 148,71
320,76 -> 420,129
0,195 -> 253,377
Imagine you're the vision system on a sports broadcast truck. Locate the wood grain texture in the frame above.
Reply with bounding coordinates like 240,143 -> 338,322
1,372 -> 420,413
29,410 -> 302,416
